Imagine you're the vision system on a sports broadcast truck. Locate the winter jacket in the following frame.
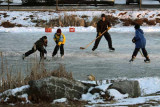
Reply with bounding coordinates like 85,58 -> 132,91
34,37 -> 47,52
97,20 -> 111,33
54,33 -> 66,46
133,29 -> 146,48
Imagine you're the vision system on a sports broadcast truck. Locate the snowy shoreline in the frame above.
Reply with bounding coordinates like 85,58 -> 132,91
1,77 -> 160,106
1,10 -> 160,28
1,26 -> 160,33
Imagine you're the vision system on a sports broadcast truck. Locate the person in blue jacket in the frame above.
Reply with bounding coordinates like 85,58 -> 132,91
129,24 -> 150,63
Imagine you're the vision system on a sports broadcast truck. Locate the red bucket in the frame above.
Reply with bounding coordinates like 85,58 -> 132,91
69,28 -> 75,32
45,27 -> 52,33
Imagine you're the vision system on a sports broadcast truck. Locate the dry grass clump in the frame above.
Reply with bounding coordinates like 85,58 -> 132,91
122,18 -> 133,26
134,19 -> 143,25
51,65 -> 73,80
2,13 -> 10,18
156,18 -> 160,23
1,21 -> 15,28
89,16 -> 100,27
0,52 -> 73,93
147,20 -> 156,25
118,12 -> 128,16
106,15 -> 119,26
60,15 -> 85,27
81,15 -> 89,18
0,21 -> 23,28
121,18 -> 157,26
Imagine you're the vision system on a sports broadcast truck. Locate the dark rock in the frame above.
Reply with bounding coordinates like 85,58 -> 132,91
28,76 -> 88,102
108,80 -> 141,97
81,82 -> 97,89
89,88 -> 103,95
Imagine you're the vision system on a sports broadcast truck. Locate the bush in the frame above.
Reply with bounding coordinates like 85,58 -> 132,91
106,15 -> 119,26
156,18 -> 160,23
90,16 -> 100,27
147,20 -> 156,25
17,24 -> 23,27
3,13 -> 9,18
0,52 -> 73,93
122,18 -> 133,26
1,21 -> 15,28
133,19 -> 143,25
51,65 -> 73,80
118,12 -> 127,16
157,14 -> 160,17
81,15 -> 89,18
142,18 -> 149,23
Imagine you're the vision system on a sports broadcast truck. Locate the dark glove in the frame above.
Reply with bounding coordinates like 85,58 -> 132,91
98,32 -> 102,36
44,41 -> 48,47
44,49 -> 47,54
132,37 -> 136,43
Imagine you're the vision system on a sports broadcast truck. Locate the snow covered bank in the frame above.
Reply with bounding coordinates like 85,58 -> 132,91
136,77 -> 160,96
88,95 -> 160,106
0,77 -> 160,106
0,10 -> 160,28
1,26 -> 160,33
81,77 -> 160,106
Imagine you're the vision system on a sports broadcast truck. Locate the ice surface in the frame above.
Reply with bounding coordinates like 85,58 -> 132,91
0,28 -> 160,81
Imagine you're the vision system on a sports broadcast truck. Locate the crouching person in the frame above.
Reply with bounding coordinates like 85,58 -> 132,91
52,29 -> 66,58
23,36 -> 48,60
130,24 -> 150,63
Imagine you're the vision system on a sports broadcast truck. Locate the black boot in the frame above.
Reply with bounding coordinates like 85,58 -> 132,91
129,58 -> 134,62
144,58 -> 150,63
22,54 -> 25,60
92,48 -> 95,51
109,47 -> 115,51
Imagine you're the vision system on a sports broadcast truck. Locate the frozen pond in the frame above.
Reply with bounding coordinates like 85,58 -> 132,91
0,31 -> 160,80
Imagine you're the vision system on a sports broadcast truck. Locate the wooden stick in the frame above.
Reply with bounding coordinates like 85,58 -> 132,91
80,29 -> 108,50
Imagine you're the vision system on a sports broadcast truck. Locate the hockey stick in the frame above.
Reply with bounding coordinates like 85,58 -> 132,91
139,50 -> 144,57
80,29 -> 108,50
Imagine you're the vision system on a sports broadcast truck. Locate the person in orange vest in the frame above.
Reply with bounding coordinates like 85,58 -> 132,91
52,29 -> 66,58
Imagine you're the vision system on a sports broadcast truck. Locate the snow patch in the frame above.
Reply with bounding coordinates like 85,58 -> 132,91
0,85 -> 30,96
108,89 -> 129,100
91,95 -> 160,106
18,94 -> 31,103
95,84 -> 111,92
81,93 -> 104,104
52,98 -> 67,104
136,77 -> 160,95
